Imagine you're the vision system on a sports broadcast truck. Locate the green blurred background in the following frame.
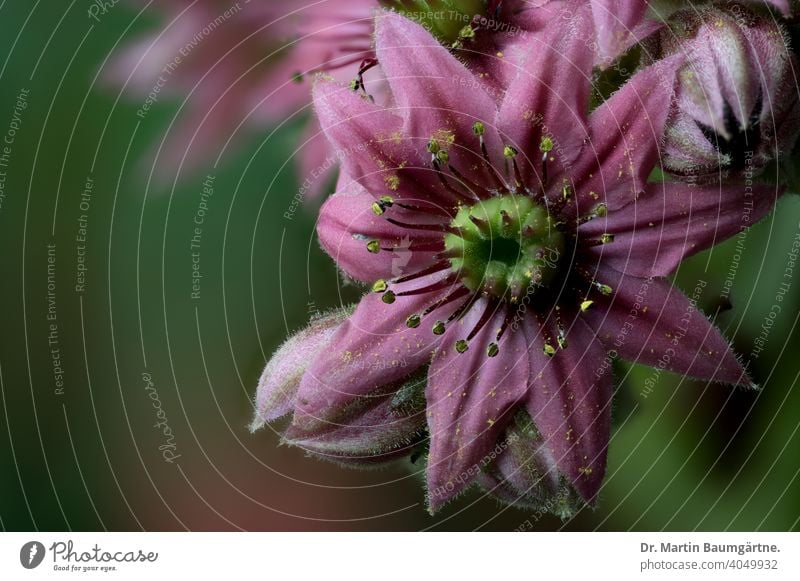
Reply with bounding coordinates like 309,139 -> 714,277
0,1 -> 798,531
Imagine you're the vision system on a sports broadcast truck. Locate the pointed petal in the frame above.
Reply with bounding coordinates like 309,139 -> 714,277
284,369 -> 427,464
496,1 -> 594,184
426,301 -> 530,511
476,410 -> 584,516
317,174 -> 443,282
576,54 -> 684,211
591,0 -> 652,67
251,307 -> 353,430
522,315 -> 612,504
579,182 -> 780,277
581,264 -> 752,386
313,78 -> 459,205
375,11 -> 499,147
292,276 -> 459,431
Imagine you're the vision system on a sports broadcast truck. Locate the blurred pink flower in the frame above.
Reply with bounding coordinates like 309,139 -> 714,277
106,0 -> 376,193
105,0 -> 652,194
255,5 -> 775,513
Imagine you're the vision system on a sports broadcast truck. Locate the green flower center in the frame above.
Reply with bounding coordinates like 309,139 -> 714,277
379,0 -> 487,46
444,195 -> 565,302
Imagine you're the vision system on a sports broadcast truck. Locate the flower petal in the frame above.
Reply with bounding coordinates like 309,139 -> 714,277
476,410 -> 583,516
522,315 -> 612,504
576,54 -> 684,211
251,306 -> 353,430
292,277 -> 458,431
283,369 -> 427,464
581,264 -> 752,386
496,0 -> 594,184
579,182 -> 780,277
375,11 -> 499,147
313,78 -> 460,206
317,174 -> 443,282
591,0 -> 656,67
425,300 -> 530,511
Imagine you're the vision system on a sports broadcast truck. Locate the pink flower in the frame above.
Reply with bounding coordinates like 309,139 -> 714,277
105,0 -> 375,192
256,4 -> 778,513
105,0 -> 543,193
648,5 -> 800,181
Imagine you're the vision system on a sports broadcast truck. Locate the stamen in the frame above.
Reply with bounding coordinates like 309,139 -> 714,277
371,196 -> 394,216
382,241 -> 444,253
503,145 -> 524,190
486,342 -> 499,357
575,203 -> 608,226
372,279 -> 388,293
495,309 -> 512,342
580,299 -> 594,312
432,320 -> 446,335
382,290 -> 396,304
385,217 -> 455,234
433,160 -> 477,202
593,282 -> 613,296
539,136 -> 554,186
395,201 -> 453,218
393,261 -> 450,285
366,240 -> 381,254
469,214 -> 491,236
446,163 -> 487,199
478,130 -> 510,193
466,300 -> 496,342
582,233 -> 615,248
575,267 -> 613,297
422,286 -> 470,317
354,57 -> 379,102
557,328 -> 568,349
395,274 -> 456,297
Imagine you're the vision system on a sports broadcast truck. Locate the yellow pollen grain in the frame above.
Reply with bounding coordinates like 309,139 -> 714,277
385,174 -> 400,190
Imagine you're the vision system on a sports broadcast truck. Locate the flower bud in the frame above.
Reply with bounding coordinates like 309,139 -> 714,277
651,6 -> 800,181
477,411 -> 584,518
250,306 -> 353,431
282,369 -> 428,465
380,0 -> 487,46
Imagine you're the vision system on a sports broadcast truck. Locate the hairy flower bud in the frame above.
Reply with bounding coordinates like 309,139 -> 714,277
477,411 -> 584,518
283,369 -> 428,465
250,306 -> 353,431
651,6 -> 800,181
